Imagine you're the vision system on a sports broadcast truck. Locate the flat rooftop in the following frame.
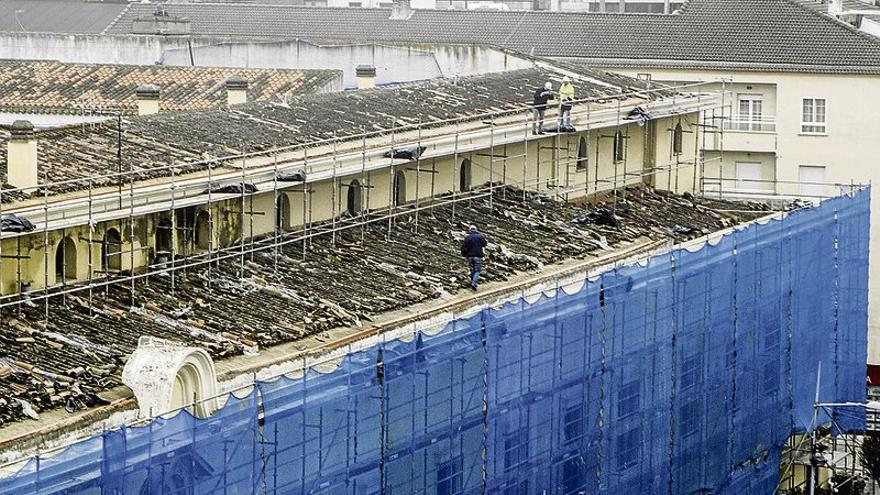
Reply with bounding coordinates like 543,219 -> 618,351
0,185 -> 769,430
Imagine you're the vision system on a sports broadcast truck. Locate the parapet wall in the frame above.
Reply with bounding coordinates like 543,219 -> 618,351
0,187 -> 870,494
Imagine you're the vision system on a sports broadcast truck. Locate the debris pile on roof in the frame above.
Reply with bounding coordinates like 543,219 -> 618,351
0,185 -> 768,426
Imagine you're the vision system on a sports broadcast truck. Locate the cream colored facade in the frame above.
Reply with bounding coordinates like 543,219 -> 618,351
0,112 -> 698,298
603,66 -> 880,361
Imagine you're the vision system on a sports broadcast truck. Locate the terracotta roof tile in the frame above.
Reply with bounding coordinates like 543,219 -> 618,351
0,60 -> 341,114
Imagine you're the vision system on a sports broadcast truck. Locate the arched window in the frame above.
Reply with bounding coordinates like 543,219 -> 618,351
673,122 -> 684,155
275,193 -> 291,232
577,136 -> 588,171
102,228 -> 122,273
55,236 -> 77,282
613,130 -> 625,163
393,170 -> 406,206
195,210 -> 211,250
459,159 -> 472,192
155,216 -> 172,257
347,179 -> 363,216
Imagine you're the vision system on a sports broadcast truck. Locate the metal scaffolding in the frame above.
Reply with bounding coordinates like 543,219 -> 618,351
0,80 -> 728,322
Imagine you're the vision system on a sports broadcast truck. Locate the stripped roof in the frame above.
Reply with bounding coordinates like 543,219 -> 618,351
97,0 -> 880,74
0,66 -> 663,197
0,60 -> 340,114
0,185 -> 765,427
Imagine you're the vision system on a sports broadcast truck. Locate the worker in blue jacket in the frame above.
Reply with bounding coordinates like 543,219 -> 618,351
532,81 -> 553,135
460,225 -> 488,291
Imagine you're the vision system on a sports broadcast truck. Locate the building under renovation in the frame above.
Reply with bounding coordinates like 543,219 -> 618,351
0,59 -> 869,494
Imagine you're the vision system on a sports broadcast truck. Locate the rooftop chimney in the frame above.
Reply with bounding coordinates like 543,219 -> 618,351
7,120 -> 38,190
355,65 -> 377,90
226,76 -> 249,106
389,0 -> 413,20
136,85 -> 160,116
829,0 -> 843,16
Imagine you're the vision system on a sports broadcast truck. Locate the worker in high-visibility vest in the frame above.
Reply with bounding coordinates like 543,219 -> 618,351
558,76 -> 575,130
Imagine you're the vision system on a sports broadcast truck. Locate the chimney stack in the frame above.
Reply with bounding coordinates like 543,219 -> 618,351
618,0 -> 625,13
7,120 -> 38,190
829,0 -> 843,15
355,65 -> 377,90
663,0 -> 670,13
135,85 -> 160,116
599,0 -> 606,12
226,76 -> 248,106
389,0 -> 413,20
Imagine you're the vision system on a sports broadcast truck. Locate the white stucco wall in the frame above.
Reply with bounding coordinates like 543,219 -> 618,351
597,65 -> 880,363
0,33 -> 534,88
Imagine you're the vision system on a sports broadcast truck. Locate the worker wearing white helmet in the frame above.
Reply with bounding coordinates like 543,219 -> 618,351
558,76 -> 575,130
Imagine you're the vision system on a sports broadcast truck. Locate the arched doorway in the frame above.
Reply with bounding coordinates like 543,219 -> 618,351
577,136 -> 588,170
459,159 -> 472,192
347,180 -> 362,216
393,170 -> 406,206
155,216 -> 172,258
275,193 -> 290,232
613,130 -> 625,163
55,236 -> 77,282
195,211 -> 211,250
673,122 -> 684,155
102,228 -> 122,273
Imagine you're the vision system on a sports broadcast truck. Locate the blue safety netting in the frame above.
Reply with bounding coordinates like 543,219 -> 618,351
0,187 -> 870,495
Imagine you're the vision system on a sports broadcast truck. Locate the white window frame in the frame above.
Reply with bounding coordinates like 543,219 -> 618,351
798,165 -> 827,198
736,94 -> 764,131
801,97 -> 827,135
734,161 -> 764,192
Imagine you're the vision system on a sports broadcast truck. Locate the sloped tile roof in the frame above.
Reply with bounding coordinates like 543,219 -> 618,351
0,60 -> 341,114
0,66 -> 657,196
0,0 -> 129,34
101,0 -> 880,73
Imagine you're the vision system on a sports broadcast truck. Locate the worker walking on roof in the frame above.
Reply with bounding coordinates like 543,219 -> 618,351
532,81 -> 553,135
558,76 -> 575,130
461,225 -> 488,291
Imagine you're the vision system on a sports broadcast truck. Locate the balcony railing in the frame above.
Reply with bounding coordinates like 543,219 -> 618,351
722,115 -> 776,133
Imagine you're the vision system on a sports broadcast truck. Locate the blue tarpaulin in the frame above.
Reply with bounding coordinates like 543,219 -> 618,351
0,187 -> 870,495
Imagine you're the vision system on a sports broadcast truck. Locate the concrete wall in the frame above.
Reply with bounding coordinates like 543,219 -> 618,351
160,41 -> 535,89
601,65 -> 880,362
0,33 -> 533,88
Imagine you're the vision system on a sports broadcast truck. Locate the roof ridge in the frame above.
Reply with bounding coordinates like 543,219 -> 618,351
780,0 -> 880,46
102,2 -> 131,35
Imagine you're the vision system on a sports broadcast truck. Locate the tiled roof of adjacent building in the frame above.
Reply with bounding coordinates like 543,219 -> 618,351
0,60 -> 341,114
0,66 -> 660,196
0,0 -> 129,34
99,0 -> 880,73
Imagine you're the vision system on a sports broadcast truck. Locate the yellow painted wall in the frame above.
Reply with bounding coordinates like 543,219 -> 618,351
0,114 -> 698,296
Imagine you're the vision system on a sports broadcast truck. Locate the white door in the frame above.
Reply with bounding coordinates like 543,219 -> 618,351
737,95 -> 763,131
798,165 -> 826,198
735,162 -> 763,191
